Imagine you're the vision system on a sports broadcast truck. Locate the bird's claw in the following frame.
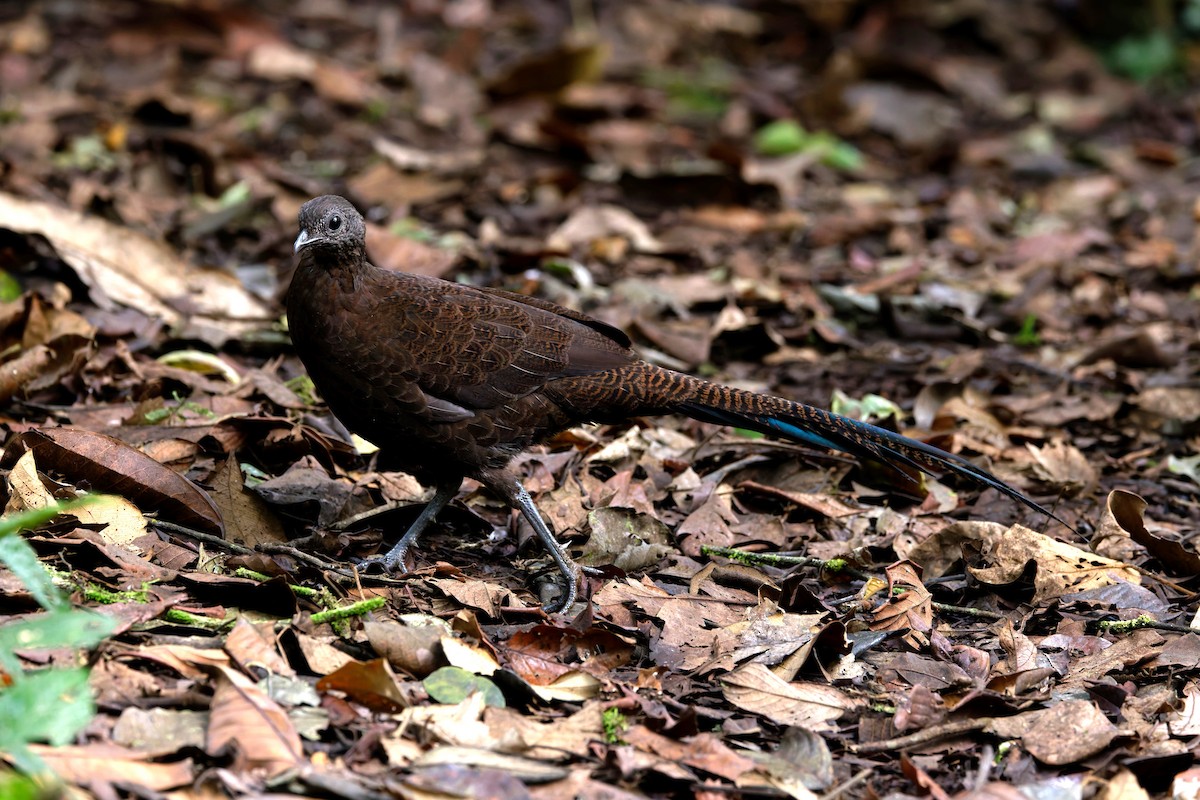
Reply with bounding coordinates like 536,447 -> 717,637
355,549 -> 408,575
540,564 -> 583,614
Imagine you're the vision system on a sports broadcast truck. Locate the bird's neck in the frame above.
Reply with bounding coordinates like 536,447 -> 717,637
296,248 -> 367,294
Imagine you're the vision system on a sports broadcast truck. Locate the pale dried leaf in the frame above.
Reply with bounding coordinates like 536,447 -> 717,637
722,663 -> 860,730
0,192 -> 272,331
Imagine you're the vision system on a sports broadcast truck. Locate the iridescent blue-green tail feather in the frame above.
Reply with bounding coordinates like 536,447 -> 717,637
664,376 -> 1070,530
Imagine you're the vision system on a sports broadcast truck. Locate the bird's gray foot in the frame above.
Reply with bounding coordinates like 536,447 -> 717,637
355,482 -> 459,574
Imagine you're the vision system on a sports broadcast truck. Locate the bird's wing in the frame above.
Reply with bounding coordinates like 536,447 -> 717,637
377,277 -> 634,415
480,286 -> 632,348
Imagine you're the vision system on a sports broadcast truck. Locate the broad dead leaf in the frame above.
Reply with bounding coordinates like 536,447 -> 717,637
3,427 -> 224,535
869,561 -> 932,649
316,658 -> 408,713
208,664 -> 304,775
209,455 -> 285,547
580,506 -> 673,571
622,725 -> 756,783
1026,440 -> 1097,495
967,523 -> 1140,604
1100,490 -> 1200,575
722,663 -> 861,730
0,192 -> 273,335
29,744 -> 192,791
988,700 -> 1116,765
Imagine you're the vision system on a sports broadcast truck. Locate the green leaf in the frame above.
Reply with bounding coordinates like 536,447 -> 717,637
754,120 -> 808,157
1106,30 -> 1178,82
0,769 -> 52,800
1013,314 -> 1041,347
602,706 -> 628,744
0,609 -> 114,688
0,536 -> 67,613
830,390 -> 902,422
754,121 -> 862,171
422,666 -> 505,708
284,374 -> 317,405
641,61 -> 733,121
0,270 -> 21,303
804,130 -> 863,171
0,667 -> 95,752
0,502 -> 87,540
0,610 -> 115,656
0,496 -> 102,599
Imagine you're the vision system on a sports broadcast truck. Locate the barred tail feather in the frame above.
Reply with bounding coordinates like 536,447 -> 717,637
676,393 -> 1070,528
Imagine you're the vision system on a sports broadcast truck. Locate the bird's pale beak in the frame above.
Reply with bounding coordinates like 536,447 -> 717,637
294,229 -> 315,253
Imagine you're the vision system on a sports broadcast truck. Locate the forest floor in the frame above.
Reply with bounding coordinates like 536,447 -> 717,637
1,1 -> 1198,797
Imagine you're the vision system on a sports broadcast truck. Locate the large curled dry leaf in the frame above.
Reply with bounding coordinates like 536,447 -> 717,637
0,191 -> 273,332
966,523 -> 1139,604
317,658 -> 408,713
1102,490 -> 1200,575
2,427 -> 224,535
207,664 -> 304,775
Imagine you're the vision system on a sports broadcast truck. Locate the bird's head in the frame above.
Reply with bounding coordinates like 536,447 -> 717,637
294,195 -> 366,260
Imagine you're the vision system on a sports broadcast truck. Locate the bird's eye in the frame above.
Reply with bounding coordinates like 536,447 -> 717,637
329,214 -> 342,231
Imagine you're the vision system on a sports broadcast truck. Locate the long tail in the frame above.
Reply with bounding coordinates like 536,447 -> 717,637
550,361 -> 1069,529
663,373 -> 1069,528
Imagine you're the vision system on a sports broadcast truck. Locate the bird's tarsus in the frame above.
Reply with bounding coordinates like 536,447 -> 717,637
512,481 -> 581,614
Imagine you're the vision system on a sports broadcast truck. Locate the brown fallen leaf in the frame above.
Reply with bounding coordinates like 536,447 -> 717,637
1026,440 -> 1097,495
702,611 -> 824,675
988,699 -> 1116,765
503,625 -> 635,685
0,343 -> 54,403
208,664 -> 305,775
622,725 -> 756,783
431,577 -> 524,616
895,684 -> 946,733
364,617 -> 449,678
966,523 -> 1139,604
486,32 -> 608,98
293,630 -> 359,677
413,746 -> 568,785
482,703 -> 606,761
1167,681 -> 1200,737
738,479 -> 862,518
1133,387 -> 1200,429
1100,490 -> 1200,576
440,634 -> 502,677
842,82 -> 962,150
28,744 -> 193,791
869,561 -> 933,649
2,427 -> 223,535
317,658 -> 408,714
225,618 -> 294,677
899,753 -> 952,800
110,707 -> 208,756
580,506 -> 673,571
722,663 -> 862,731
209,455 -> 285,548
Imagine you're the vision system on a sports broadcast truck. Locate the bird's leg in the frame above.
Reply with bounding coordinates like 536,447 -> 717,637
359,480 -> 459,573
508,481 -> 581,614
